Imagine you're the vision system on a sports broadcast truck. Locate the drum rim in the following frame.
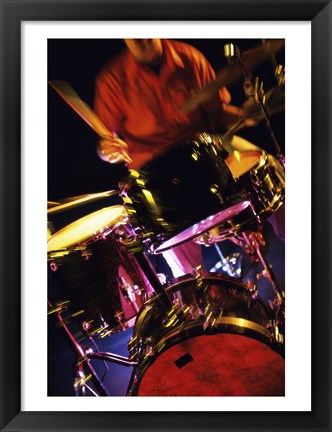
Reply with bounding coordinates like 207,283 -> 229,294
137,132 -> 222,172
225,150 -> 264,179
154,200 -> 251,254
129,272 -> 281,359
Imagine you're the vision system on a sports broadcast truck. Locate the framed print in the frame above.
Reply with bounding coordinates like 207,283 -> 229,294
1,0 -> 331,431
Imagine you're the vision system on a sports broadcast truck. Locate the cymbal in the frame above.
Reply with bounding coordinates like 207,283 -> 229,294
181,39 -> 285,112
48,201 -> 60,208
47,190 -> 118,215
47,205 -> 126,252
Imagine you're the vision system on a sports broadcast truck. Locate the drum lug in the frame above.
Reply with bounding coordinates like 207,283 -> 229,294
162,304 -> 181,328
49,261 -> 58,271
250,170 -> 262,188
256,267 -> 273,282
202,303 -> 218,331
244,280 -> 259,299
128,336 -> 143,361
209,183 -> 225,204
142,337 -> 155,358
267,321 -> 284,345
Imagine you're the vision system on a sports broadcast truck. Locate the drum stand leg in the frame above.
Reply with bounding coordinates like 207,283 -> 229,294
48,300 -> 138,396
131,250 -> 173,310
242,231 -> 284,300
239,230 -> 284,326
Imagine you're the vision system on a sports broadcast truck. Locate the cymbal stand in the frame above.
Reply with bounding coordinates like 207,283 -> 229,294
251,78 -> 285,166
229,230 -> 284,321
224,43 -> 285,166
119,276 -> 141,314
48,300 -> 138,396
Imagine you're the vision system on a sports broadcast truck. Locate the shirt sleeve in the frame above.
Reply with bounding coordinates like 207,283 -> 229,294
192,49 -> 239,129
194,52 -> 231,106
94,70 -> 125,136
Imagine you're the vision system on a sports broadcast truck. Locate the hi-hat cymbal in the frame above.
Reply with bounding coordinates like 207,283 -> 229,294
181,39 -> 285,112
47,190 -> 117,215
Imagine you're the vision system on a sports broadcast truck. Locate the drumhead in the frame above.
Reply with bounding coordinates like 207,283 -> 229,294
128,273 -> 285,396
155,201 -> 250,253
226,151 -> 261,178
136,332 -> 285,396
47,205 -> 127,252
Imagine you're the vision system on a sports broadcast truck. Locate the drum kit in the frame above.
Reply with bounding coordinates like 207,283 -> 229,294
48,40 -> 286,396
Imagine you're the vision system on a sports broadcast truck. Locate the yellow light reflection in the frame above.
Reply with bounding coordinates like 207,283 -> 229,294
71,310 -> 84,317
142,189 -> 161,216
129,170 -> 140,178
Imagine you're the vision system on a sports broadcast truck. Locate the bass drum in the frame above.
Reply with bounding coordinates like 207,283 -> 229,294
128,273 -> 284,396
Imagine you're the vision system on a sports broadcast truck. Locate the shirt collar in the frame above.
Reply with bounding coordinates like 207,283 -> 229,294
162,39 -> 185,70
125,39 -> 185,79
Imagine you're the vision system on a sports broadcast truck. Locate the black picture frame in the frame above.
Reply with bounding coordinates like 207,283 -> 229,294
0,0 -> 331,431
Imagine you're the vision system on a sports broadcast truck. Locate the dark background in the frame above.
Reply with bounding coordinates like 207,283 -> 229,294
48,38 -> 285,202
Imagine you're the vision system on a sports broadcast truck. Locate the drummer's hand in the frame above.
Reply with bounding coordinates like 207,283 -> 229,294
242,115 -> 259,127
241,101 -> 264,127
97,135 -> 132,165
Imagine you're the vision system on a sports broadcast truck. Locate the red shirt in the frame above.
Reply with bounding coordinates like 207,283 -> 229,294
94,39 -> 230,169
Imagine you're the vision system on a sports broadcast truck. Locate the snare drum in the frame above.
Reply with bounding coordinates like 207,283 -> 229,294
192,151 -> 285,244
128,273 -> 284,396
120,133 -> 241,251
226,150 -> 285,217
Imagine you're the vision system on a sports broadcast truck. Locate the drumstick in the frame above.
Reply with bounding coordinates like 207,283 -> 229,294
49,80 -> 112,138
49,80 -> 132,164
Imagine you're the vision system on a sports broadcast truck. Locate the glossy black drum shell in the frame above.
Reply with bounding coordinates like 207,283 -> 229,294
48,234 -> 146,329
120,134 -> 240,243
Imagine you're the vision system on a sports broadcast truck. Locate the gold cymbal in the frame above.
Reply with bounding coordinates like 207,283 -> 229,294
48,201 -> 60,208
47,190 -> 117,215
181,39 -> 285,112
47,205 -> 127,252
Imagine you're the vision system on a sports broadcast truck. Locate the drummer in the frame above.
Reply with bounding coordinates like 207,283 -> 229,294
93,39 -> 276,277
